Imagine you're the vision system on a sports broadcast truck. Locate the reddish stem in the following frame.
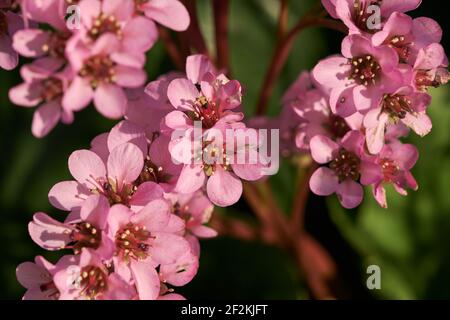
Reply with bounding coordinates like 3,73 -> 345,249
277,0 -> 289,41
158,26 -> 185,70
182,0 -> 209,55
213,0 -> 231,72
255,17 -> 347,115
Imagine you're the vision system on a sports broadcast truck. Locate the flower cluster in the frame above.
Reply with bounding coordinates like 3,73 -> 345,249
15,51 -> 272,298
6,0 -> 189,137
275,0 -> 449,209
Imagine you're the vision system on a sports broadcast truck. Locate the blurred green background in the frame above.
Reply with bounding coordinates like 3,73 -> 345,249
1,0 -> 449,299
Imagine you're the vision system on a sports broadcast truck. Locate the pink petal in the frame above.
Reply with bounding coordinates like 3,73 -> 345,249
309,167 -> 339,196
108,120 -> 147,155
186,54 -> 215,84
151,233 -> 190,264
159,251 -> 199,286
310,135 -> 339,164
9,82 -> 42,107
28,212 -> 72,250
94,84 -> 126,119
68,150 -> 106,187
360,161 -> 382,186
175,165 -> 206,194
131,199 -> 170,232
142,0 -> 190,31
312,56 -> 350,90
107,143 -> 144,186
122,16 -> 158,52
48,181 -> 90,211
167,78 -> 199,110
130,260 -> 160,300
12,29 -> 49,57
336,180 -> 364,209
373,184 -> 388,209
206,167 -> 243,207
80,194 -> 109,229
31,100 -> 61,138
130,182 -> 165,209
114,65 -> 147,88
0,35 -> 18,70
62,77 -> 94,112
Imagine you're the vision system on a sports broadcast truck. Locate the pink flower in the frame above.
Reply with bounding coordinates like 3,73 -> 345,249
167,191 -> 217,256
372,12 -> 443,65
364,85 -> 432,154
322,0 -> 421,34
13,0 -> 71,64
414,43 -> 450,91
107,201 -> 191,300
136,0 -> 191,32
313,34 -> 404,117
283,72 -> 355,152
9,58 -> 74,137
53,249 -> 136,300
48,142 -> 163,211
0,7 -> 23,70
370,142 -> 419,208
166,54 -> 243,131
309,130 -> 381,209
170,125 -> 268,207
62,33 -> 147,119
28,195 -> 114,256
16,256 -> 59,300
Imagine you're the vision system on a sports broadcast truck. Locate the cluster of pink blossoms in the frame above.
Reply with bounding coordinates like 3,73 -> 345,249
5,0 -> 189,137
256,0 -> 449,209
12,0 -> 269,297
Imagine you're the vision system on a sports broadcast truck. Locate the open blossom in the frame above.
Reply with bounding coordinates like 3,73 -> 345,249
170,125 -> 267,207
309,131 -> 381,209
313,34 -> 404,117
107,201 -> 191,300
29,195 -> 114,256
370,142 -> 419,208
322,0 -> 422,34
165,54 -> 243,132
62,33 -> 147,119
167,191 -> 217,256
9,58 -> 74,137
414,43 -> 450,91
372,12 -> 443,65
13,0 -> 71,65
53,249 -> 136,300
364,85 -> 431,154
0,4 -> 23,70
48,142 -> 165,211
16,256 -> 60,300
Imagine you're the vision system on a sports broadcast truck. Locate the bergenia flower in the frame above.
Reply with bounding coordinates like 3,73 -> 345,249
63,33 -> 147,119
29,195 -> 114,256
9,58 -> 74,137
414,43 -> 450,91
309,131 -> 381,209
371,142 -> 419,208
322,0 -> 422,34
372,12 -> 443,65
13,0 -> 71,65
313,34 -> 404,117
53,249 -> 136,300
167,191 -> 217,256
16,256 -> 59,300
166,54 -> 243,131
170,125 -> 267,207
364,85 -> 432,154
48,142 -> 163,211
107,201 -> 191,300
0,5 -> 23,70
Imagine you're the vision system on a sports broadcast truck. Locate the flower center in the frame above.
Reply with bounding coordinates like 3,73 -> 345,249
415,69 -> 450,91
328,115 -> 351,138
115,224 -> 152,262
78,266 -> 108,299
382,94 -> 413,120
199,142 -> 230,177
186,96 -> 220,129
69,222 -> 102,254
388,35 -> 411,63
329,149 -> 361,182
88,13 -> 122,40
42,32 -> 70,59
138,157 -> 171,185
352,0 -> 383,33
39,281 -> 60,300
79,55 -> 116,88
379,158 -> 399,182
40,78 -> 64,102
349,55 -> 381,86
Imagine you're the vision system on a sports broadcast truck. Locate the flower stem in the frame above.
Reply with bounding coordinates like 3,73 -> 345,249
213,0 -> 231,72
182,0 -> 209,55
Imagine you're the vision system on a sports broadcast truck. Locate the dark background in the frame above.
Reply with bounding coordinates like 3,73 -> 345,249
1,0 -> 449,299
